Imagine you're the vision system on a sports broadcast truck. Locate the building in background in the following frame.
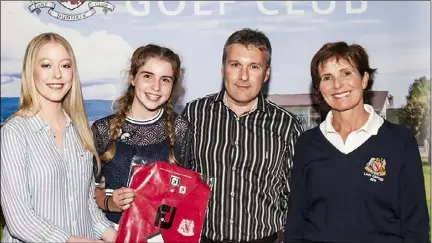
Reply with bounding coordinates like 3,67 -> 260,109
267,91 -> 394,131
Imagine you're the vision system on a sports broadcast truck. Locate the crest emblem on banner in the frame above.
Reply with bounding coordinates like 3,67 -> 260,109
57,0 -> 86,11
28,1 -> 115,21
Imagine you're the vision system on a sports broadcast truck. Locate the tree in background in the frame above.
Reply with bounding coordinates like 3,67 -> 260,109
398,76 -> 431,164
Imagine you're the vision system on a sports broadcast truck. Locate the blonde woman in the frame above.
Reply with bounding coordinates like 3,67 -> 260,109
0,32 -> 117,243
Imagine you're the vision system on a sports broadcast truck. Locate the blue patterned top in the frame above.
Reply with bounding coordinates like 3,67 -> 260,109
91,109 -> 191,223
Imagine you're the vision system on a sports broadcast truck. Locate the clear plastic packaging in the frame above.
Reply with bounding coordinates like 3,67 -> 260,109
115,156 -> 213,243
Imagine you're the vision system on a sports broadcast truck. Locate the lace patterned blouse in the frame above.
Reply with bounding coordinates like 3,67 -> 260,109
91,109 -> 191,223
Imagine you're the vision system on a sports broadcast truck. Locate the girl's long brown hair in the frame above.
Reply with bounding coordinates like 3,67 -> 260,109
100,44 -> 183,164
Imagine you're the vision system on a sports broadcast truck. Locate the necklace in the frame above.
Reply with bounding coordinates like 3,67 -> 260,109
42,112 -> 67,139
49,127 -> 57,138
49,123 -> 63,139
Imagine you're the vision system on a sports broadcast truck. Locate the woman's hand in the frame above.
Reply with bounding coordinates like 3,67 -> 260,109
109,187 -> 135,212
67,236 -> 104,243
99,176 -> 106,189
101,227 -> 117,243
94,176 -> 106,210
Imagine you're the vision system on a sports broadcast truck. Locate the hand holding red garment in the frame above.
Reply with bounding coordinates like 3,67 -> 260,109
115,161 -> 211,243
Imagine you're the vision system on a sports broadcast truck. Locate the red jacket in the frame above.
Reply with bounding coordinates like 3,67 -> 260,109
115,161 -> 211,243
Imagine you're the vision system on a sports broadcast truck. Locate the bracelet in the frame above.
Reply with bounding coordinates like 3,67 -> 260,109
104,195 -> 111,212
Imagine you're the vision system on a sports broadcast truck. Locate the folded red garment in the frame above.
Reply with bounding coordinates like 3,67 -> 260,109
115,161 -> 211,243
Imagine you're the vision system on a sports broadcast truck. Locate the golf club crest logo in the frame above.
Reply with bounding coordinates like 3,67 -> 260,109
363,157 -> 387,182
177,219 -> 195,236
28,1 -> 115,21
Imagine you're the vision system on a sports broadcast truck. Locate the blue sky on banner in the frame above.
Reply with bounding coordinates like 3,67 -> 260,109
1,1 -> 430,107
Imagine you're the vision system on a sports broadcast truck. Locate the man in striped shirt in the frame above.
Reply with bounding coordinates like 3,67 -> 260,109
182,28 -> 303,243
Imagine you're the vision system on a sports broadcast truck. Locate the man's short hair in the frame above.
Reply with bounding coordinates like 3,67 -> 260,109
222,28 -> 272,68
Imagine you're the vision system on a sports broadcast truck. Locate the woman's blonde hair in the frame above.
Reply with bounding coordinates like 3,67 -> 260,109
12,32 -> 101,172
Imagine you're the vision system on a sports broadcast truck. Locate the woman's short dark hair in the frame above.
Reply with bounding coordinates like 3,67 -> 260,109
310,41 -> 377,103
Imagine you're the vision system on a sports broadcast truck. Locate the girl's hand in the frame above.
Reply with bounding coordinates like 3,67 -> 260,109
110,187 -> 135,212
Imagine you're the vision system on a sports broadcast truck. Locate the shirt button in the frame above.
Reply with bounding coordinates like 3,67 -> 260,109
230,192 -> 234,197
229,220 -> 233,224
235,141 -> 238,146
236,117 -> 239,121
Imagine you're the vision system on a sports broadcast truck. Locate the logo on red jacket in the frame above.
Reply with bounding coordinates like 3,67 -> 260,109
177,219 -> 195,236
170,175 -> 181,187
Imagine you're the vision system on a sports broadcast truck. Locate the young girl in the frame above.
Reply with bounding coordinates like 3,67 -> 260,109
0,32 -> 116,242
91,44 -> 191,225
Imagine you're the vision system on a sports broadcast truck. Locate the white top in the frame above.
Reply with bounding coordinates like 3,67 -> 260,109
1,114 -> 113,242
319,104 -> 384,154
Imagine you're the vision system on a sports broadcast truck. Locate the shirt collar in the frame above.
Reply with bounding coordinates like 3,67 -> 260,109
321,104 -> 383,135
211,89 -> 267,113
126,108 -> 164,125
30,110 -> 73,133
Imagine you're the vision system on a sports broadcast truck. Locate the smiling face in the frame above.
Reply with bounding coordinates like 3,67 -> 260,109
222,43 -> 270,106
33,41 -> 73,105
130,57 -> 174,112
318,57 -> 369,112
